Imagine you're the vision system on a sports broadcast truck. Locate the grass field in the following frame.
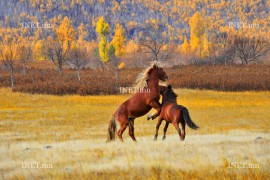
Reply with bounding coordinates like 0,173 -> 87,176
0,88 -> 270,179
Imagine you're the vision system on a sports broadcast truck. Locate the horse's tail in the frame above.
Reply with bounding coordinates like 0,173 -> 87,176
107,116 -> 117,142
181,107 -> 199,130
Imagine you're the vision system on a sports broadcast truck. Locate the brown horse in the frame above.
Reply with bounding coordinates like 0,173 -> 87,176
154,85 -> 199,141
107,63 -> 168,142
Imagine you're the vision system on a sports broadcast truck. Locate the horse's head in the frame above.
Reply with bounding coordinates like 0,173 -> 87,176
159,85 -> 167,94
161,84 -> 177,104
148,63 -> 168,82
135,62 -> 168,89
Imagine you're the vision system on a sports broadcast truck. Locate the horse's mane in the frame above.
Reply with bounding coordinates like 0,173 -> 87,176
135,61 -> 162,89
163,86 -> 178,104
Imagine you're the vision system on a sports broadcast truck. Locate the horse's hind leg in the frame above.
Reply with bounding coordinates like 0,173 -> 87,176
117,116 -> 129,142
180,121 -> 186,141
162,122 -> 169,140
117,124 -> 128,142
128,118 -> 137,142
172,122 -> 182,141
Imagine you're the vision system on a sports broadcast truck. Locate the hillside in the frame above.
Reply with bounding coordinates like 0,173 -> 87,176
0,0 -> 269,42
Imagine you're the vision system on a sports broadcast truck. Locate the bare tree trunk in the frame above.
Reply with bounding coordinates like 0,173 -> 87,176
76,70 -> 81,81
22,61 -> 26,75
155,53 -> 158,61
10,67 -> 14,88
115,68 -> 119,88
101,62 -> 107,72
58,65 -> 63,75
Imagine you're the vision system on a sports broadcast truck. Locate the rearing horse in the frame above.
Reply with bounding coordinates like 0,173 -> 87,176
107,63 -> 168,142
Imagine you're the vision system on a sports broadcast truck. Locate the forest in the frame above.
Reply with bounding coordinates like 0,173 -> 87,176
0,0 -> 270,94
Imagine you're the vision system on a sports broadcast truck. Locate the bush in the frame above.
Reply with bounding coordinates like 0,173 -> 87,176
1,61 -> 270,95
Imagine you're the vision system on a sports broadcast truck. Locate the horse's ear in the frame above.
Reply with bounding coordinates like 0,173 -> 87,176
153,64 -> 157,68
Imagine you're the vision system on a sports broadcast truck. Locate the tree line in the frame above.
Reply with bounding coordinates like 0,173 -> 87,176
1,13 -> 270,88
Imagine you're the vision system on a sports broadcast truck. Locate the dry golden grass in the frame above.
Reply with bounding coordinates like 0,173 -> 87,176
0,88 -> 269,179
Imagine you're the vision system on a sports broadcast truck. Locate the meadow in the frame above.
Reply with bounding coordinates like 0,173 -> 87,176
0,88 -> 270,179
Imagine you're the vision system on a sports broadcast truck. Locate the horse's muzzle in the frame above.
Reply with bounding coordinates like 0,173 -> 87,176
163,75 -> 168,81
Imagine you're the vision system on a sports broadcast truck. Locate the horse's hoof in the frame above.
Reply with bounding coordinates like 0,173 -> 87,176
162,136 -> 166,141
154,136 -> 157,141
180,135 -> 185,141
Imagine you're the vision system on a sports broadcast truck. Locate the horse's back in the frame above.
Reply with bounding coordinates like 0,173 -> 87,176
161,102 -> 182,122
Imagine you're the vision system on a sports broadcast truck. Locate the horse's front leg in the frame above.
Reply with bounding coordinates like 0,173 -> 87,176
154,116 -> 163,140
147,101 -> 161,120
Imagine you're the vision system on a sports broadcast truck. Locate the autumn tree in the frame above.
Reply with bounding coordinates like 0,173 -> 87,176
78,23 -> 88,42
66,44 -> 89,81
17,37 -> 32,75
0,36 -> 19,88
189,12 -> 206,58
111,23 -> 126,57
44,16 -> 76,74
181,36 -> 191,54
32,40 -> 45,61
139,23 -> 170,62
125,39 -> 139,66
234,36 -> 270,65
212,32 -> 236,65
96,16 -> 110,64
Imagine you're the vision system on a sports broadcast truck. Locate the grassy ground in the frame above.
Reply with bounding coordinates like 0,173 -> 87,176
0,88 -> 270,179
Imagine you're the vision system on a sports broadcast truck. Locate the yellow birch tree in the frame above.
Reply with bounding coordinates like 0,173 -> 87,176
111,23 -> 126,57
96,16 -> 110,63
189,12 -> 205,58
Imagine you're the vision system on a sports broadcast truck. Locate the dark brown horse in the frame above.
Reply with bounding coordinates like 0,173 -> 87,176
107,63 -> 168,142
154,85 -> 199,141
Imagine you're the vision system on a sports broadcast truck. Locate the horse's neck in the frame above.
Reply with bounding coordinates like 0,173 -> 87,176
162,96 -> 176,105
147,78 -> 159,92
162,98 -> 169,105
147,74 -> 159,90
